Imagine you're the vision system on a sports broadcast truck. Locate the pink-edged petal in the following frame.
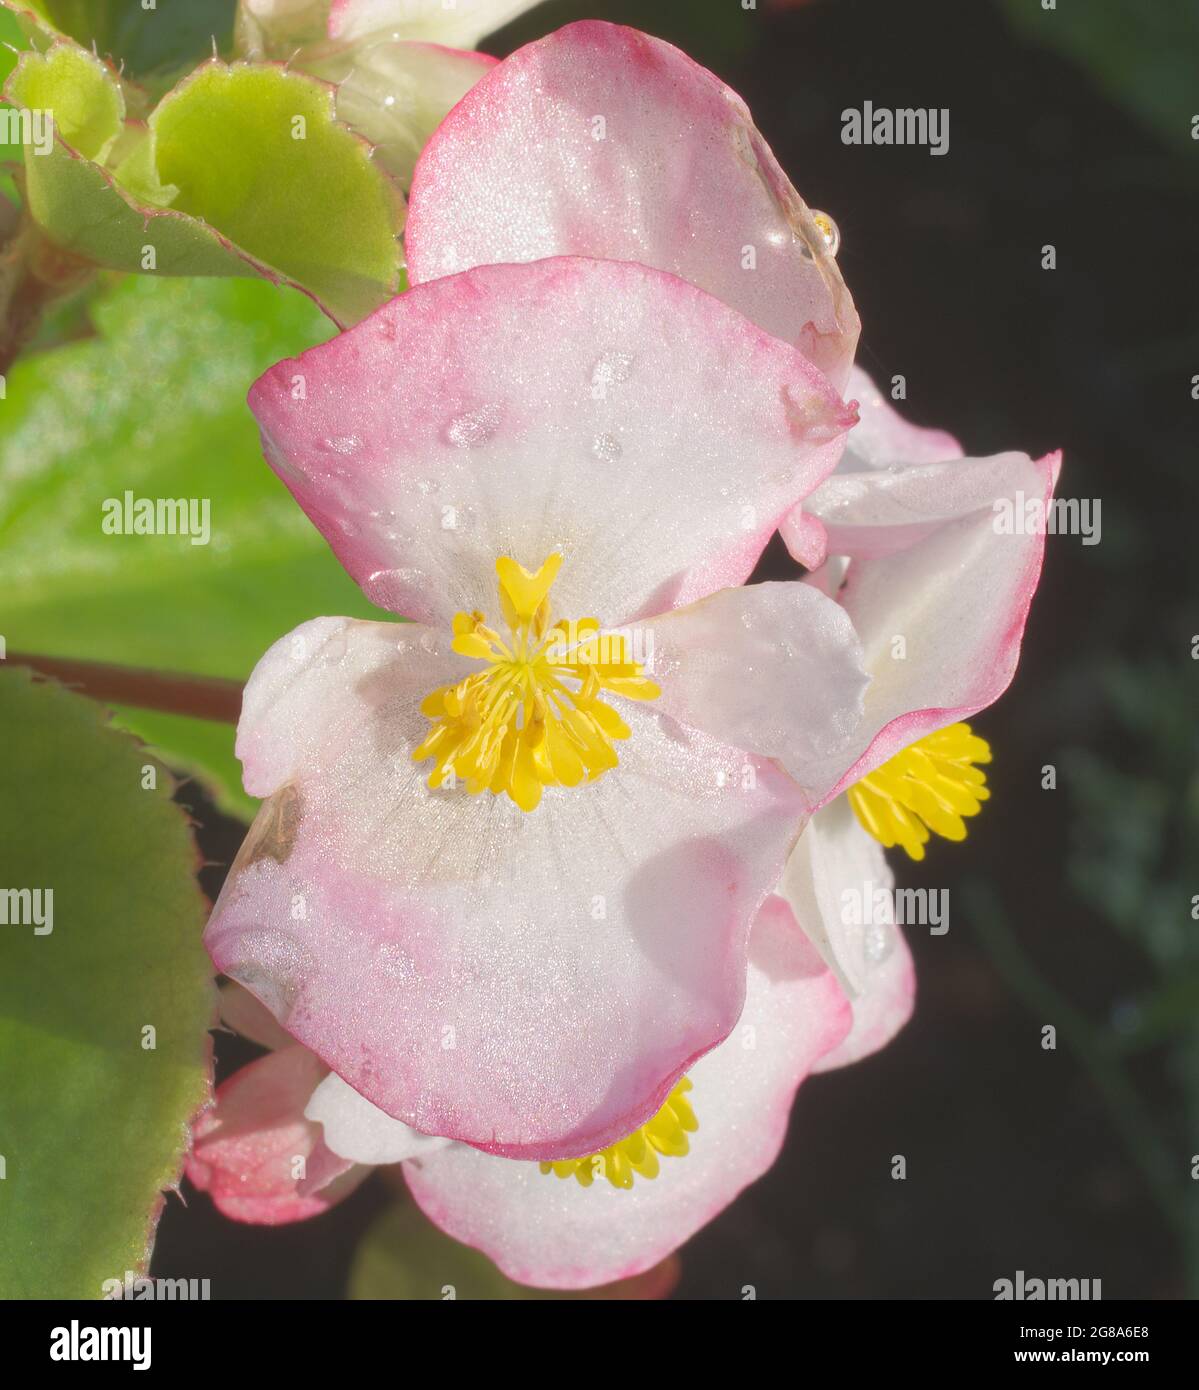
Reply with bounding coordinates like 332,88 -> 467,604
207,615 -> 813,1158
651,580 -> 869,810
782,505 -> 830,571
249,256 -> 853,627
185,1046 -> 368,1225
406,21 -> 859,390
788,365 -> 1040,565
814,922 -> 915,1072
305,1071 -> 453,1164
782,365 -> 964,566
402,895 -> 851,1289
793,450 -> 1060,805
329,0 -> 543,46
797,451 -> 1047,562
837,365 -> 963,469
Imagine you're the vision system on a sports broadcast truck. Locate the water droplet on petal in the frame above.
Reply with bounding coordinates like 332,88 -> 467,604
446,405 -> 500,448
227,930 -> 315,1021
810,210 -> 841,257
864,920 -> 893,964
590,351 -> 634,392
377,941 -> 416,982
592,432 -> 622,462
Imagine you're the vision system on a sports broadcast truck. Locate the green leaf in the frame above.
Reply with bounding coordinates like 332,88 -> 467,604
7,36 -> 122,158
0,666 -> 215,1298
349,1201 -> 678,1301
0,273 -> 386,820
6,42 -> 261,280
149,61 -> 404,326
4,42 -> 404,325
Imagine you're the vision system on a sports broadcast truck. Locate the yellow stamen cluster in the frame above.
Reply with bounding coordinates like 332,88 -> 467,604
848,722 -> 992,861
413,554 -> 660,812
540,1078 -> 698,1190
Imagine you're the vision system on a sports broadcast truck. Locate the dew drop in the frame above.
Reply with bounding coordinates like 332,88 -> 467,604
864,921 -> 893,964
377,941 -> 416,983
591,431 -> 622,462
446,405 -> 500,448
228,930 -> 315,1020
326,435 -> 362,455
590,351 -> 633,392
809,210 -> 841,258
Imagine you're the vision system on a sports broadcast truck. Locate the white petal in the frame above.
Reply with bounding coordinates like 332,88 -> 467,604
776,797 -> 898,997
651,581 -> 869,807
305,1071 -> 453,1164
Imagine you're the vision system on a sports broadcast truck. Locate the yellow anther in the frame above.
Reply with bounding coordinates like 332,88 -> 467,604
413,553 -> 660,812
539,1078 -> 697,1191
496,553 -> 562,621
847,722 -> 992,861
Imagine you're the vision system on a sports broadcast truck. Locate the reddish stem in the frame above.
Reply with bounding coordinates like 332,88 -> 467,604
9,652 -> 243,724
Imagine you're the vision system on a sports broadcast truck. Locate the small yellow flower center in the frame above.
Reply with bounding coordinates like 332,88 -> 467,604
848,722 -> 992,861
413,554 -> 660,812
539,1078 -> 697,1191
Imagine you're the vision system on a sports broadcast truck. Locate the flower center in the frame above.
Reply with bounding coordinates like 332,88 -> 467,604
413,554 -> 660,812
539,1078 -> 697,1190
848,722 -> 992,861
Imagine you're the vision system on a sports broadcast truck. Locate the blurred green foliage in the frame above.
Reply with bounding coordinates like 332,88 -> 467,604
1002,0 -> 1199,154
13,0 -> 236,85
0,275 -> 384,819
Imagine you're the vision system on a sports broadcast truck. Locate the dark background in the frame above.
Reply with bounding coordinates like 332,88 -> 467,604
153,0 -> 1199,1298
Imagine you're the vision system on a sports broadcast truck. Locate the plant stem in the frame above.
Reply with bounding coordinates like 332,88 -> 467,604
8,652 -> 242,723
0,214 -> 95,375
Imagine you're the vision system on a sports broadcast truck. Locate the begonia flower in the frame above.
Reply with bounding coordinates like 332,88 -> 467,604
206,251 -> 883,1166
777,368 -> 1060,987
206,18 -> 1057,1186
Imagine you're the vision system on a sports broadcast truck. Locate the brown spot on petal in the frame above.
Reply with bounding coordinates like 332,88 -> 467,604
237,783 -> 303,870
